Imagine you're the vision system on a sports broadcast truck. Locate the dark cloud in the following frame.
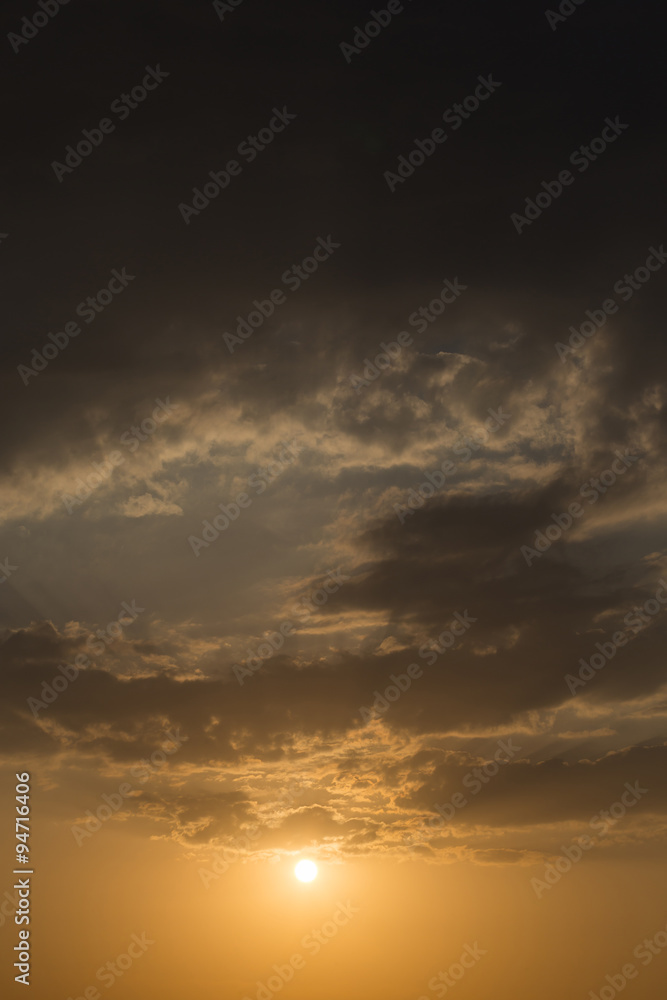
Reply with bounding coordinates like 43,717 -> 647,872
0,0 -> 665,879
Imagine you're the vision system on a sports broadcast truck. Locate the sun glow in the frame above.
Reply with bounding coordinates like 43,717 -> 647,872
294,859 -> 318,882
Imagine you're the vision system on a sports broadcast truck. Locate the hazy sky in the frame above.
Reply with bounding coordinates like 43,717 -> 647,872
1,1 -> 666,998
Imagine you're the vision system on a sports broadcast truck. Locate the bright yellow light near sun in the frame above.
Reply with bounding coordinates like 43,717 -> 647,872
294,860 -> 318,882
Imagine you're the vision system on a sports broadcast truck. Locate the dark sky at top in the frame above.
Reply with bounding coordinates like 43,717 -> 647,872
3,0 -> 664,354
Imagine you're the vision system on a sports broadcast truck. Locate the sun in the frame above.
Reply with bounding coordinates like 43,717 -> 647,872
294,859 -> 318,882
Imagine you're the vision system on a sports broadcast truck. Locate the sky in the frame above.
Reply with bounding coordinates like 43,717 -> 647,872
1,1 -> 667,998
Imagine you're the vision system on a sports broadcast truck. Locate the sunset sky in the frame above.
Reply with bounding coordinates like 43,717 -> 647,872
1,1 -> 667,998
